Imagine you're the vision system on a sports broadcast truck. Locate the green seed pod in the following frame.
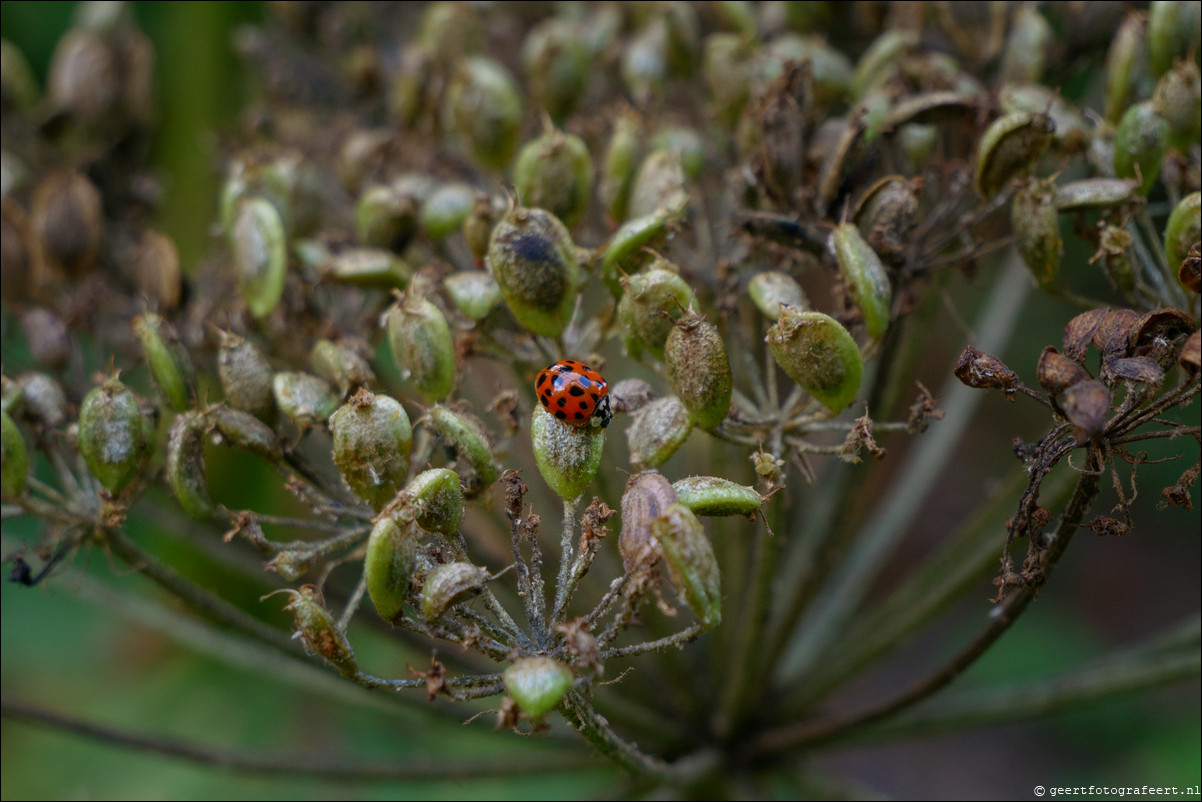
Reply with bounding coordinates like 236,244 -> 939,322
15,373 -> 67,429
420,561 -> 490,620
217,331 -> 276,424
748,271 -> 807,319
486,206 -> 580,338
620,471 -> 677,572
1152,60 -> 1202,151
627,395 -> 692,470
974,112 -> 1055,199
428,404 -> 499,497
364,516 -> 419,621
325,248 -> 412,290
601,203 -> 684,298
311,339 -> 375,397
1104,12 -> 1150,124
503,656 -> 574,718
78,378 -> 150,494
1011,179 -> 1062,291
277,585 -> 358,678
666,308 -> 732,431
763,34 -> 853,109
418,1 -> 484,64
628,149 -> 687,221
767,309 -> 863,414
272,372 -> 340,429
1,39 -> 39,111
1148,0 -> 1201,77
444,270 -> 501,320
404,468 -> 465,537
1000,5 -> 1052,84
209,404 -> 281,462
165,410 -> 212,518
997,85 -> 1091,152
1095,225 -> 1135,296
651,127 -> 705,182
514,128 -> 594,230
531,405 -> 605,501
897,123 -> 939,173
703,32 -> 754,129
832,223 -> 892,340
1052,178 -> 1142,212
442,56 -> 522,171
672,476 -> 763,517
1165,192 -> 1202,274
653,504 -> 721,629
601,108 -> 643,223
619,264 -> 695,358
622,17 -> 670,104
1114,101 -> 1168,196
522,18 -> 590,123
330,389 -> 412,510
1,409 -> 27,498
132,313 -> 194,412
851,30 -> 918,99
386,292 -> 456,403
230,197 -> 287,319
420,182 -> 476,241
462,193 -> 499,265
354,183 -> 417,251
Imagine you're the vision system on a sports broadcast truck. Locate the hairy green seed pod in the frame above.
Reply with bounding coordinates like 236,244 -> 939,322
486,206 -> 580,338
832,223 -> 892,340
504,657 -> 573,718
531,405 -> 605,501
132,313 -> 194,412
272,372 -> 339,429
354,184 -> 417,251
1148,0 -> 1201,77
748,271 -> 807,319
627,396 -> 692,470
514,128 -> 594,230
364,516 -> 419,621
421,561 -> 490,621
1114,101 -> 1168,195
672,476 -> 762,517
703,32 -> 754,128
78,378 -> 150,494
601,203 -> 684,297
404,468 -> 465,537
330,389 -> 412,510
622,17 -> 669,104
15,373 -> 67,429
974,112 -> 1055,199
386,293 -> 455,403
1,409 -> 27,498
1095,225 -> 1135,296
619,264 -> 694,358
230,197 -> 287,319
1165,192 -> 1201,273
522,18 -> 590,123
443,56 -> 522,171
325,248 -> 412,290
165,410 -> 212,518
628,149 -> 687,221
444,270 -> 501,320
653,504 -> 721,629
1000,5 -> 1051,84
1052,178 -> 1142,212
209,404 -> 281,462
767,309 -> 863,414
1104,12 -> 1150,124
311,339 -> 375,397
278,585 -> 358,677
666,308 -> 732,431
1152,60 -> 1202,151
601,108 -> 643,223
428,405 -> 499,497
420,182 -> 476,241
217,331 -> 276,424
1011,179 -> 1062,291
851,30 -> 918,99
620,471 -> 676,572
462,193 -> 499,265
652,127 -> 705,182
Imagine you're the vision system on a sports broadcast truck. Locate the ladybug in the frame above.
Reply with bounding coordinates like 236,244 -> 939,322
536,360 -> 612,428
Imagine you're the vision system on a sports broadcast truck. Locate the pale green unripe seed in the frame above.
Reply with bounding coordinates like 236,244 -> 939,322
311,339 -> 375,396
666,309 -> 732,431
767,309 -> 863,414
601,108 -> 643,223
1114,101 -> 1168,196
330,389 -> 412,511
486,207 -> 580,338
974,112 -> 1055,199
531,405 -> 605,502
621,18 -> 669,104
364,516 -> 419,621
514,129 -> 594,230
443,56 -> 522,171
217,331 -> 276,424
628,149 -> 687,221
428,405 -> 499,498
762,35 -> 853,110
443,270 -> 501,320
325,248 -> 412,290
1052,178 -> 1141,212
165,410 -> 212,518
522,18 -> 590,124
619,265 -> 694,358
78,378 -> 150,493
404,468 -> 465,537
1165,192 -> 1202,274
387,293 -> 456,403
1152,60 -> 1201,151
1148,0 -> 1201,77
230,197 -> 287,319
503,656 -> 574,718
672,476 -> 763,517
15,373 -> 67,429
1,409 -> 27,498
272,372 -> 340,429
1011,179 -> 1062,291
1104,12 -> 1150,125
601,204 -> 684,298
354,183 -> 417,251
653,504 -> 721,629
748,271 -> 807,319
703,32 -> 755,128
420,182 -> 476,241
278,585 -> 358,678
851,30 -> 918,99
1000,5 -> 1051,84
132,313 -> 194,412
209,404 -> 282,462
1095,225 -> 1135,296
832,223 -> 892,340
421,561 -> 490,620
626,396 -> 692,470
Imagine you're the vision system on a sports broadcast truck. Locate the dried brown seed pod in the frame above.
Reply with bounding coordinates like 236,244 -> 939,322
1091,309 -> 1141,356
619,471 -> 677,573
1037,346 -> 1090,398
954,345 -> 1022,399
1128,308 -> 1194,369
1061,379 -> 1110,439
31,169 -> 102,280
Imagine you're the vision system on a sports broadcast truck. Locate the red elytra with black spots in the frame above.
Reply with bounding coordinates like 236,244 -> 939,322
535,360 -> 613,428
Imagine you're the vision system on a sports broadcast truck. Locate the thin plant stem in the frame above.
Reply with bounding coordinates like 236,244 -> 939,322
552,496 -> 579,622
